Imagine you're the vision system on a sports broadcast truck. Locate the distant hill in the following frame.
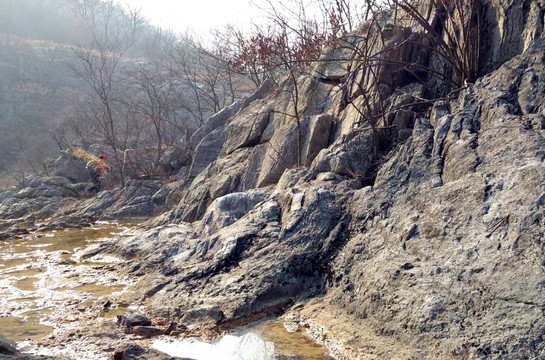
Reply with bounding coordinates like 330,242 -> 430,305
0,0 -> 245,187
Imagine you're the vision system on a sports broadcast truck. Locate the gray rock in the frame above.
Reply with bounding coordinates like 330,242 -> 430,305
178,146 -> 262,222
430,100 -> 450,128
0,334 -> 68,359
108,34 -> 545,360
257,121 -> 303,187
0,175 -> 80,221
189,100 -> 242,150
302,114 -> 333,165
315,172 -> 340,182
189,125 -> 226,178
240,78 -> 275,111
117,313 -> 152,328
6,3 -> 545,359
222,104 -> 271,155
51,150 -> 89,183
158,140 -> 193,173
116,173 -> 354,330
313,35 -> 363,81
180,307 -> 225,326
481,0 -> 545,73
132,326 -> 164,338
106,223 -> 195,268
0,334 -> 18,355
296,38 -> 545,359
198,189 -> 269,236
57,179 -> 164,220
311,130 -> 374,179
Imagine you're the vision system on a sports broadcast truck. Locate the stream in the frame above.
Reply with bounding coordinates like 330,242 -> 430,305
0,222 -> 333,359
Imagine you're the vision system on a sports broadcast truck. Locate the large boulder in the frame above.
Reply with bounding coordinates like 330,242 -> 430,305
222,103 -> 272,155
197,189 -> 270,236
178,147 -> 261,223
311,129 -> 375,180
51,150 -> 89,183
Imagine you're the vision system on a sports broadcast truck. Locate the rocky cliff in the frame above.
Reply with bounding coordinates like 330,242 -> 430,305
2,0 -> 545,358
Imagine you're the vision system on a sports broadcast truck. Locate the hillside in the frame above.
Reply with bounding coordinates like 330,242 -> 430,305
1,0 -> 545,359
0,0 -> 233,188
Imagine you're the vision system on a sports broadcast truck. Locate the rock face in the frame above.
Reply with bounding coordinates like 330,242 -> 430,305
481,0 -> 545,72
307,41 -> 545,358
105,22 -> 545,360
57,179 -> 166,220
0,175 -> 80,220
3,0 -> 545,359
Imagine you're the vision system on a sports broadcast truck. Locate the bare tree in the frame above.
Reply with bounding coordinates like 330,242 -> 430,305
166,41 -> 209,126
128,64 -> 185,165
66,102 -> 97,149
230,0 -> 342,166
123,5 -> 148,45
385,0 -> 482,86
167,37 -> 241,125
70,35 -> 128,186
65,0 -> 100,31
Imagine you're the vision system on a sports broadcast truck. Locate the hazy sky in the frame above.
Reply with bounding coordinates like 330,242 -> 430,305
121,0 -> 263,36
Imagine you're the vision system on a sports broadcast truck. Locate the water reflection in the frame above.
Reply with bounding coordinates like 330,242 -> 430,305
152,319 -> 333,360
0,315 -> 53,341
154,332 -> 275,360
0,223 -> 134,343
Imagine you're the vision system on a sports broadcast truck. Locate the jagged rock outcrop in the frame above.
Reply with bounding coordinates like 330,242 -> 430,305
0,175 -> 81,221
189,100 -> 242,150
295,40 -> 545,359
107,168 -> 354,327
481,0 -> 545,72
57,179 -> 166,220
103,23 -> 545,360
3,0 -> 545,358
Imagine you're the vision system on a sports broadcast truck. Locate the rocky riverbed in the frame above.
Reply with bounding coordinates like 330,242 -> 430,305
0,223 -> 138,359
3,0 -> 545,357
0,223 -> 332,360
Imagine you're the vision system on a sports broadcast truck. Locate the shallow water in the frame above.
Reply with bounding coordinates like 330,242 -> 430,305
0,223 -> 134,343
0,223 -> 333,359
153,319 -> 333,360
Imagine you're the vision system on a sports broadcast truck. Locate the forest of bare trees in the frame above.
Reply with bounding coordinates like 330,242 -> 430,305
0,0 -> 253,186
0,0 -> 479,188
0,0 -> 356,186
